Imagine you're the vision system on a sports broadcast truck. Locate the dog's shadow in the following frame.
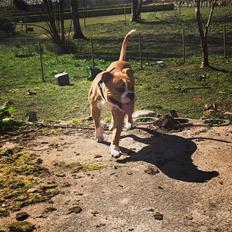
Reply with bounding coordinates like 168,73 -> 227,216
117,127 -> 219,183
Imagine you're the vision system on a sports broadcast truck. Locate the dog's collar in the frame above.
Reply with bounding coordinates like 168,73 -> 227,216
97,81 -> 122,110
97,80 -> 106,100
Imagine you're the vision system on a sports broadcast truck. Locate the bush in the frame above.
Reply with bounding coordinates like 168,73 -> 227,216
0,101 -> 22,133
0,17 -> 16,33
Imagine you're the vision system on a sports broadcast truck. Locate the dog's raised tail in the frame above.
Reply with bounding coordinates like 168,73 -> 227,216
119,29 -> 136,61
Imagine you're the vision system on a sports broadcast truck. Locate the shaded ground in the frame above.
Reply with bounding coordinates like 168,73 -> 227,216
0,124 -> 232,232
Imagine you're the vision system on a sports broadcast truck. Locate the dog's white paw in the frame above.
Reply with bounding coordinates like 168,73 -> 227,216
110,144 -> 122,158
125,122 -> 133,130
108,123 -> 115,131
95,127 -> 104,143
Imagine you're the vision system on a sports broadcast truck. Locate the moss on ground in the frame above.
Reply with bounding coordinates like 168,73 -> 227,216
65,162 -> 105,173
8,221 -> 35,232
0,149 -> 58,217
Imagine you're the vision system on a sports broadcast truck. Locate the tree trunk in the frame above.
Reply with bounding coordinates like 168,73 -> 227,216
71,0 -> 86,39
201,39 -> 209,68
195,0 -> 216,68
131,0 -> 142,22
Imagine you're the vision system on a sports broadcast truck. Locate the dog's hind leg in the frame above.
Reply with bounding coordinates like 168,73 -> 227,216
91,105 -> 104,143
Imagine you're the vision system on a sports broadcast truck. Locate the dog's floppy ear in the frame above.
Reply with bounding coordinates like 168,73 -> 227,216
101,71 -> 113,83
122,68 -> 134,76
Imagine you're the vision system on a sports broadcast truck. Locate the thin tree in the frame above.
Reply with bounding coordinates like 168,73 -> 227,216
13,0 -> 67,50
71,0 -> 86,39
194,0 -> 217,68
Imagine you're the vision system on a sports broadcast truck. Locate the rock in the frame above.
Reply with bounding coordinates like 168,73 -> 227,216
153,212 -> 163,220
16,212 -> 30,221
144,166 -> 160,175
185,215 -> 193,220
26,111 -> 37,123
154,114 -> 181,130
91,211 -> 99,216
68,205 -> 82,214
156,60 -> 166,68
127,171 -> 133,175
223,112 -> 232,119
94,155 -> 102,159
27,90 -> 36,96
55,72 -> 70,86
146,208 -> 155,212
170,110 -> 178,118
158,186 -> 163,190
0,209 -> 10,217
76,192 -> 84,196
40,207 -> 57,218
83,115 -> 93,121
96,223 -> 105,228
61,182 -> 71,188
55,173 -> 66,177
133,110 -> 156,119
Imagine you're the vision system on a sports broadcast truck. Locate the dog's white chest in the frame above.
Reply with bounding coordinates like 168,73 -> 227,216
97,100 -> 112,111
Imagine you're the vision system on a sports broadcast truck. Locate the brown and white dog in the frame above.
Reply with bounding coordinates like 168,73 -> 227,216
88,29 -> 136,158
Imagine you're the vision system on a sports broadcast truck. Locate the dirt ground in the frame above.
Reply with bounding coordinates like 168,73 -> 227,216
1,123 -> 232,232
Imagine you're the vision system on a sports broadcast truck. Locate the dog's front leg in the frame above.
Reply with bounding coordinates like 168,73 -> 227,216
91,104 -> 104,143
125,114 -> 133,130
110,109 -> 125,158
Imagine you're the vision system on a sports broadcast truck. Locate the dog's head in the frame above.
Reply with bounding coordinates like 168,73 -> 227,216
98,68 -> 135,115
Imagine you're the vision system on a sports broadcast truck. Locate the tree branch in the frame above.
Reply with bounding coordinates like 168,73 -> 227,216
205,0 -> 217,36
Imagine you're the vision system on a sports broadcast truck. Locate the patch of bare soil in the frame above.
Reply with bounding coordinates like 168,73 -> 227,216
1,124 -> 232,232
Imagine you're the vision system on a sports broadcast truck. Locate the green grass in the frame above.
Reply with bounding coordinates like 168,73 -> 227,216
0,7 -> 232,122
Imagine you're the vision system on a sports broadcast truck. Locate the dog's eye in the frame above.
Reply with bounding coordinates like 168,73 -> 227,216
116,87 -> 125,93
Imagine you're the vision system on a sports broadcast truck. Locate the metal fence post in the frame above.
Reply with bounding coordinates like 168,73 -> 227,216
223,24 -> 228,59
38,42 -> 45,82
182,28 -> 186,64
139,33 -> 143,70
90,38 -> 95,68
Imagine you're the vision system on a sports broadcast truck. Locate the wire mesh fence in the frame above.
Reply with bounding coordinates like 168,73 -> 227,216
0,25 -> 231,119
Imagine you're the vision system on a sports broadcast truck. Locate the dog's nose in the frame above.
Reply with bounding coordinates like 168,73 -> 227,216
127,92 -> 135,101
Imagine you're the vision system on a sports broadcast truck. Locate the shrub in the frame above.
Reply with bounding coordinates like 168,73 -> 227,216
0,17 -> 16,33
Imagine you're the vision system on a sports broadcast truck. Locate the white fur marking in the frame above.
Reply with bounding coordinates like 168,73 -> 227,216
110,144 -> 122,158
125,122 -> 133,130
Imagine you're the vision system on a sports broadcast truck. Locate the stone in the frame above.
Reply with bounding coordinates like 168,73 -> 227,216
26,111 -> 37,123
16,212 -> 30,221
55,173 -> 66,177
153,212 -> 163,220
127,171 -> 133,175
40,207 -> 57,218
68,205 -> 82,214
27,90 -> 36,96
91,211 -> 99,216
156,60 -> 166,68
154,114 -> 181,130
170,110 -> 178,118
132,110 -> 156,119
55,72 -> 70,86
144,166 -> 160,175
223,112 -> 232,119
94,155 -> 102,159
